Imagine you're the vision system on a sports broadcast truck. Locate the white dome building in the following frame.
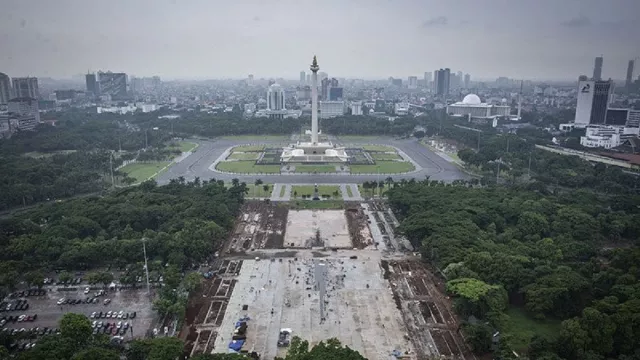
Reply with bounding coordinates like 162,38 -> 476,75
267,83 -> 285,111
447,93 -> 511,119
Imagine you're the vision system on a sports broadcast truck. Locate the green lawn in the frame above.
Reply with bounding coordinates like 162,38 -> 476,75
350,161 -> 414,174
279,185 -> 287,197
294,164 -> 337,173
232,145 -> 265,152
227,152 -> 261,160
120,161 -> 172,183
222,135 -> 288,141
358,184 -> 391,198
244,183 -> 273,198
289,200 -> 344,210
371,153 -> 402,161
502,307 -> 561,352
362,145 -> 395,152
216,161 -> 281,174
346,186 -> 354,197
291,185 -> 341,199
177,141 -> 197,153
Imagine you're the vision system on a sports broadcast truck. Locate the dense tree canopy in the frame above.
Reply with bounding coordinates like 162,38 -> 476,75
388,181 -> 640,359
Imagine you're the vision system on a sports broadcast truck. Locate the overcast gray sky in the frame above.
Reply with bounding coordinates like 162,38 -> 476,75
2,0 -> 639,80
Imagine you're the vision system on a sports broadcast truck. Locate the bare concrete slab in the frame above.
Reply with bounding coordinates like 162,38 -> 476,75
212,256 -> 415,360
284,210 -> 351,248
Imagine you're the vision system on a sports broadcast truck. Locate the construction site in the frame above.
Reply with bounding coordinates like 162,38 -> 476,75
181,200 -> 473,360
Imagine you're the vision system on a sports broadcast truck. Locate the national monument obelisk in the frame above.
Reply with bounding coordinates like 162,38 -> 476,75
310,55 -> 319,145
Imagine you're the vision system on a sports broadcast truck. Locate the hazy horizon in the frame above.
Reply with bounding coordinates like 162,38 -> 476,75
3,0 -> 640,81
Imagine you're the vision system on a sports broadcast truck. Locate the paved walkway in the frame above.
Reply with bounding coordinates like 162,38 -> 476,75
270,184 -> 291,201
340,184 -> 364,201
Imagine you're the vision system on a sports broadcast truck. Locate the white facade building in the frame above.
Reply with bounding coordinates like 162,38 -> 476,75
267,83 -> 285,111
8,97 -> 40,131
446,94 -> 510,119
394,102 -> 409,116
580,126 -> 626,148
351,101 -> 363,116
319,101 -> 345,119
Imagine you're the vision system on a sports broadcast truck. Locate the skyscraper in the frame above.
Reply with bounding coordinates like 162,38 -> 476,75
424,72 -> 432,86
574,80 -> 613,126
12,77 -> 39,99
98,72 -> 127,100
433,68 -> 450,96
408,76 -> 418,89
464,74 -> 471,89
267,83 -> 285,111
300,71 -> 306,84
85,73 -> 97,96
592,56 -> 603,81
0,73 -> 11,104
625,60 -> 635,88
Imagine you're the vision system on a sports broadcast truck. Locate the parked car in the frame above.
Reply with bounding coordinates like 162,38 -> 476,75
103,299 -> 111,305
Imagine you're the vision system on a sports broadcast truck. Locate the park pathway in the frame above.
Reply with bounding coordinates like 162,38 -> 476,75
341,184 -> 364,201
270,184 -> 291,202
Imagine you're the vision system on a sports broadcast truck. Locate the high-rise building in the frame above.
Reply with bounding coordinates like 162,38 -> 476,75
464,74 -> 471,89
593,56 -> 603,81
457,71 -> 463,87
300,71 -> 306,84
0,72 -> 11,104
424,72 -> 432,86
306,74 -> 311,84
408,76 -> 418,89
267,83 -> 285,111
8,97 -> 40,131
248,74 -> 254,86
329,87 -> 343,101
574,80 -> 614,126
625,60 -> 635,88
433,68 -> 450,96
85,73 -> 97,96
320,78 -> 330,101
98,72 -> 127,100
319,72 -> 328,81
12,77 -> 39,99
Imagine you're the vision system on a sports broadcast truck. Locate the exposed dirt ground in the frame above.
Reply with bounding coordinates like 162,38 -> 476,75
383,259 -> 476,360
344,205 -> 374,249
224,202 -> 289,253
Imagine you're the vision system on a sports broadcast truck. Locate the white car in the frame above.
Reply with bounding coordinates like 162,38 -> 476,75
84,287 -> 90,294
116,321 -> 122,329
90,312 -> 96,318
57,298 -> 66,305
117,311 -> 123,318
106,311 -> 112,318
92,321 -> 97,328
17,315 -> 26,322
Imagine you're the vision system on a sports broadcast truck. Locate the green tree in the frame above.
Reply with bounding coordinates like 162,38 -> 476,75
71,347 -> 120,360
183,272 -> 202,294
24,270 -> 45,288
59,313 -> 93,346
463,322 -> 493,355
276,336 -> 366,360
58,271 -> 73,284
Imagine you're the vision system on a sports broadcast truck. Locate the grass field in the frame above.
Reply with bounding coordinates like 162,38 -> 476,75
120,161 -> 172,183
362,144 -> 396,152
243,183 -> 272,198
291,185 -> 341,199
371,153 -> 402,161
289,200 -> 344,210
216,161 -> 280,174
222,135 -> 288,141
502,307 -> 561,352
177,141 -> 197,153
350,161 -> 414,174
279,185 -> 286,197
293,164 -> 337,173
227,152 -> 261,160
358,184 -> 391,198
346,186 -> 354,197
232,145 -> 265,152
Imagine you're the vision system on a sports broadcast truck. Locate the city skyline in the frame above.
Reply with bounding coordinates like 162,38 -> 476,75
2,0 -> 639,80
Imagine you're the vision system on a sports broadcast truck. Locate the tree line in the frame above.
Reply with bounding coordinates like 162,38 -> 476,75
387,180 -> 640,359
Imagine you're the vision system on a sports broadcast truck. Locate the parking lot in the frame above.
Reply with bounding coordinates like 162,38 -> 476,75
1,285 -> 157,342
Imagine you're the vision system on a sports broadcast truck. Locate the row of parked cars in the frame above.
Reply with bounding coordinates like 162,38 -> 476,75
56,278 -> 84,286
1,326 -> 56,337
8,289 -> 46,298
90,310 -> 136,320
1,314 -> 38,326
92,320 -> 130,336
1,300 -> 30,312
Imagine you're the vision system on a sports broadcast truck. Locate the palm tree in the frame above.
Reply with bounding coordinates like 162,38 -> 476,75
231,178 -> 240,187
254,179 -> 263,197
385,177 -> 394,190
262,184 -> 270,195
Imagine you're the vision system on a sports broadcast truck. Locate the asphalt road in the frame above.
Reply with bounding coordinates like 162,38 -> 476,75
156,137 -> 468,185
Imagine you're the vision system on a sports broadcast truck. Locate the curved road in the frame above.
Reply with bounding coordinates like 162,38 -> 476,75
156,137 -> 468,185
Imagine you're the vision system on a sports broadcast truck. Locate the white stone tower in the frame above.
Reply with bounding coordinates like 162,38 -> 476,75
310,55 -> 319,144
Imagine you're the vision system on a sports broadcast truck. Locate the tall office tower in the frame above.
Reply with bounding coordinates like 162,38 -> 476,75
85,73 -> 97,96
248,74 -> 254,86
0,72 -> 11,104
625,60 -> 635,88
98,71 -> 127,100
321,77 -> 330,100
464,74 -> 471,89
457,71 -> 463,86
574,80 -> 613,126
12,77 -> 39,99
300,71 -> 306,84
267,83 -> 285,110
424,72 -> 432,88
434,68 -> 450,96
306,74 -> 311,84
592,56 -> 603,81
408,76 -> 418,89
329,87 -> 343,101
